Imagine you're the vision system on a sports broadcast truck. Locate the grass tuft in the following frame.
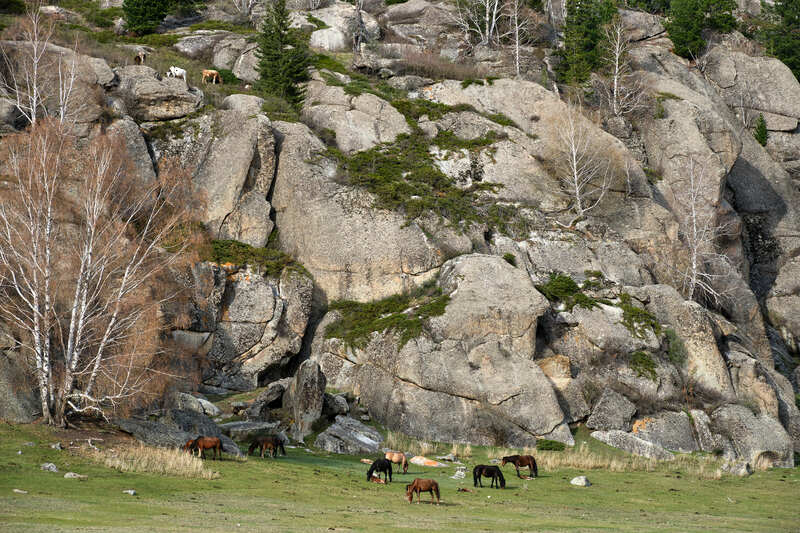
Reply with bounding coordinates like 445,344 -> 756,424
87,444 -> 221,479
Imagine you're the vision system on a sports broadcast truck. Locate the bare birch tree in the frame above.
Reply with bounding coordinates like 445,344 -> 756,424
551,103 -> 612,226
0,121 -> 191,425
231,0 -> 259,17
598,19 -> 645,117
506,0 -> 532,77
666,154 -> 736,306
452,0 -> 508,47
0,3 -> 81,127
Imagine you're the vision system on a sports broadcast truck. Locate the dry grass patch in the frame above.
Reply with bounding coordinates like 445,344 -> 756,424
86,443 -> 222,479
386,431 -> 441,457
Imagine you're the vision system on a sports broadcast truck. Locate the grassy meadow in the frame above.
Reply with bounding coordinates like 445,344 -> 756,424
1,421 -> 798,532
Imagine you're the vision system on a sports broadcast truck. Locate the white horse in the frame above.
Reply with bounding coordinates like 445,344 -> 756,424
166,66 -> 187,83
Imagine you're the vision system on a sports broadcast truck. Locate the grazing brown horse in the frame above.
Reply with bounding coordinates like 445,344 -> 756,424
182,438 -> 199,456
473,465 -> 505,488
385,451 -> 409,474
406,478 -> 440,505
189,436 -> 223,460
501,454 -> 538,478
248,435 -> 286,458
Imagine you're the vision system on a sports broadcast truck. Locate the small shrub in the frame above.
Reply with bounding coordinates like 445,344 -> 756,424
88,443 -> 221,479
305,15 -> 329,30
630,350 -> 657,381
199,239 -> 307,278
665,328 -> 688,365
324,281 -> 450,350
753,114 -> 768,146
643,167 -> 662,183
484,112 -> 518,128
261,95 -> 301,122
535,272 -> 601,311
502,253 -> 517,267
618,293 -> 661,339
537,439 -> 566,451
217,69 -> 240,85
654,99 -> 666,119
123,0 -> 170,35
311,53 -> 348,74
461,78 -> 485,89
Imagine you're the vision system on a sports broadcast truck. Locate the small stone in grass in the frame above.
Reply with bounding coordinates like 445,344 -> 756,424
64,472 -> 87,479
570,476 -> 591,487
13,489 -> 28,494
122,489 -> 137,496
40,463 -> 58,472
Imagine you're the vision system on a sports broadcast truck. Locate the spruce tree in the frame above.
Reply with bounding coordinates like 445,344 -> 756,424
665,0 -> 705,58
122,0 -> 169,35
754,114 -> 768,146
256,0 -> 311,109
770,0 -> 800,79
557,0 -> 616,84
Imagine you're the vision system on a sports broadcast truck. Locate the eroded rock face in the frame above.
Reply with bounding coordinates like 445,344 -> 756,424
284,360 -> 326,441
586,389 -> 636,431
0,350 -> 40,423
203,266 -> 313,391
630,411 -> 699,453
112,66 -> 203,122
590,430 -> 676,460
314,415 -> 383,454
271,120 -> 474,302
149,109 -> 275,242
303,78 -> 411,153
711,404 -> 794,468
314,254 -> 572,447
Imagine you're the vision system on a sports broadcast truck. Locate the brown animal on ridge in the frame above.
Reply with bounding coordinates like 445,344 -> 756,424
189,436 -> 223,460
406,478 -> 440,505
133,50 -> 147,65
248,435 -> 286,458
201,69 -> 222,85
385,451 -> 408,474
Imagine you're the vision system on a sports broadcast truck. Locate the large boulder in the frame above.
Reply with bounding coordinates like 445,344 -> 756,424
380,0 -> 455,46
309,27 -> 349,52
112,66 -> 203,122
204,266 -> 313,391
586,389 -> 637,431
271,120 -> 474,302
284,360 -> 326,441
314,415 -> 383,454
218,420 -> 282,441
711,404 -> 794,468
303,78 -> 411,153
296,2 -> 380,43
174,31 -> 232,60
171,392 -> 221,417
149,109 -> 275,241
630,411 -> 699,453
591,430 -> 676,460
314,254 -> 573,447
105,118 -> 156,188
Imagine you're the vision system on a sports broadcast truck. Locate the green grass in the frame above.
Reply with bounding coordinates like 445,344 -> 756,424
324,281 -> 450,350
199,239 -> 309,278
1,423 -> 797,532
629,350 -> 658,381
535,272 -> 608,312
189,20 -> 256,34
618,292 -> 661,339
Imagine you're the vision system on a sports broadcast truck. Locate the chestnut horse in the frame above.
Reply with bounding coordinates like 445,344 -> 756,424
501,454 -> 538,478
406,478 -> 440,504
385,451 -> 408,474
473,465 -> 505,488
248,435 -> 286,458
188,436 -> 222,460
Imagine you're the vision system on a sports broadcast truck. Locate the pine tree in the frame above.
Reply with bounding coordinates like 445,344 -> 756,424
770,0 -> 800,80
122,0 -> 169,35
255,0 -> 311,109
754,114 -> 768,146
557,0 -> 617,84
665,0 -> 705,58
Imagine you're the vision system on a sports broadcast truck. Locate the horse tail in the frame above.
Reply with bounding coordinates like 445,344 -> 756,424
532,457 -> 538,478
434,483 -> 440,501
498,469 -> 506,488
367,462 -> 375,482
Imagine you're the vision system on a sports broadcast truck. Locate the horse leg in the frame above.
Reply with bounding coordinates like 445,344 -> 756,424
516,465 -> 521,478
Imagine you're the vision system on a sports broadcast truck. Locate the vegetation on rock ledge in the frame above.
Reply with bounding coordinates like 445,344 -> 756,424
324,282 -> 450,350
199,239 -> 308,278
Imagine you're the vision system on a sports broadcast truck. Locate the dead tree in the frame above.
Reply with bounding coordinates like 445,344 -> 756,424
598,19 -> 646,117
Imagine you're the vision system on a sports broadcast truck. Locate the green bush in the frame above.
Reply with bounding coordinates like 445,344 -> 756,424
618,293 -> 661,339
217,69 -> 239,85
324,282 -> 450,350
557,0 -> 616,84
123,0 -> 170,35
199,239 -> 306,278
664,328 -> 688,365
502,253 -> 517,267
537,439 -> 566,451
261,95 -> 301,122
630,350 -> 657,381
535,272 -> 603,311
666,0 -> 736,58
754,114 -> 768,146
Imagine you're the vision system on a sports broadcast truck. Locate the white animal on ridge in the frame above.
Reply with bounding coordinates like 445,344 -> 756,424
166,66 -> 187,82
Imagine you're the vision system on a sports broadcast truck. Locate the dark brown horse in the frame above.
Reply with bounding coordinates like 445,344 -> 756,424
406,478 -> 440,504
248,435 -> 286,458
501,454 -> 538,478
385,451 -> 409,474
188,436 -> 222,460
473,465 -> 505,488
367,458 -> 392,483
182,438 -> 198,456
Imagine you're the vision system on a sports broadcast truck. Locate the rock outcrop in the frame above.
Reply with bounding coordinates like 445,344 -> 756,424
284,360 -> 326,441
314,415 -> 383,454
112,66 -> 203,122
